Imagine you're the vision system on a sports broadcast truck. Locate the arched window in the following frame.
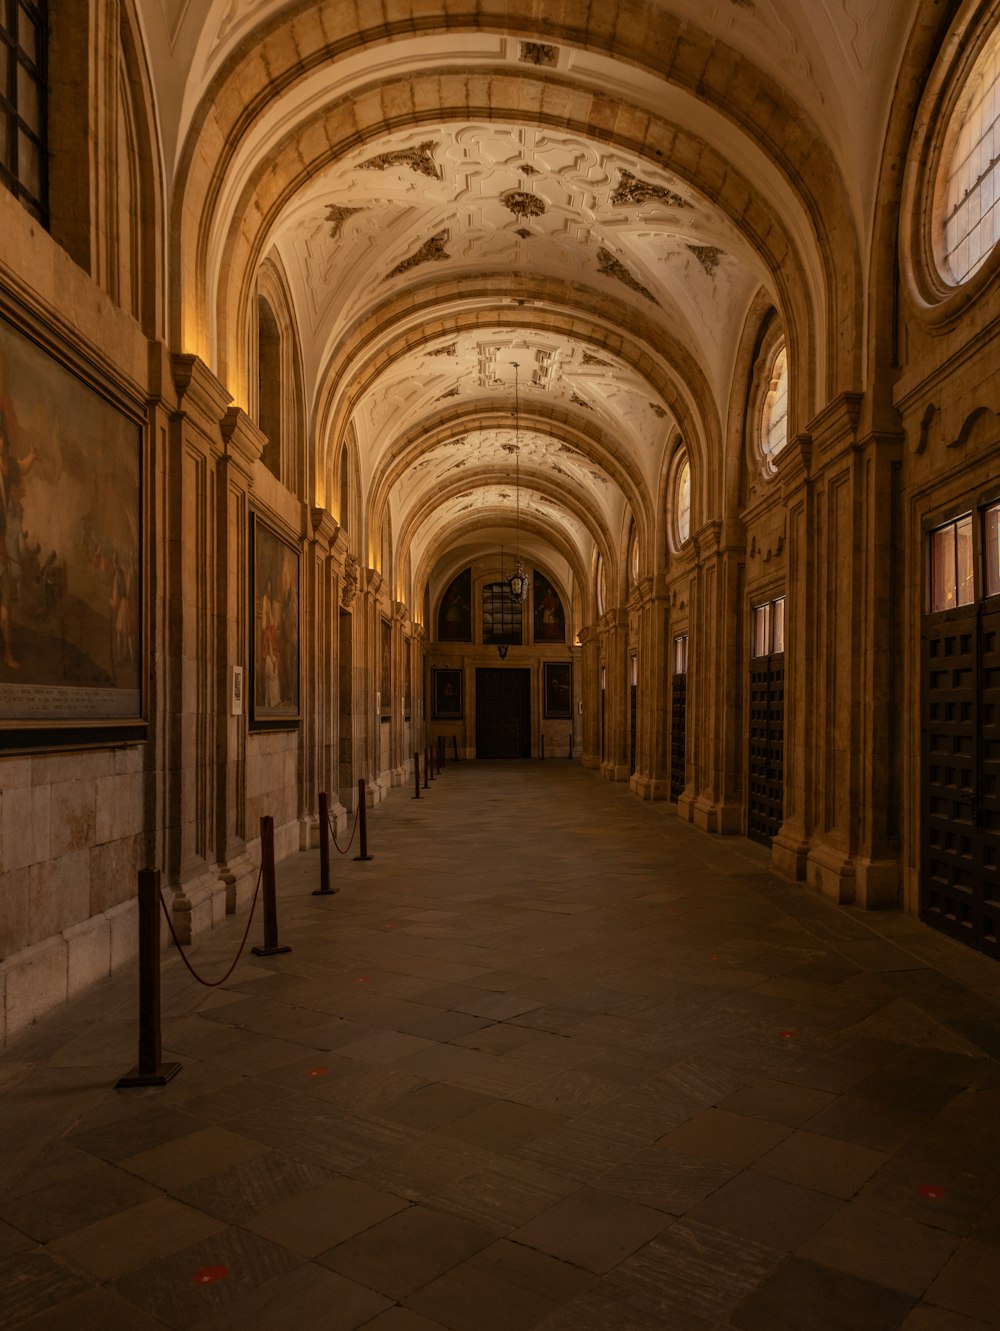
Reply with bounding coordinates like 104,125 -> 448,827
257,296 -> 281,478
940,26 -> 1000,284
338,444 -> 350,532
670,450 -> 691,549
760,343 -> 788,464
596,555 -> 607,616
629,526 -> 640,587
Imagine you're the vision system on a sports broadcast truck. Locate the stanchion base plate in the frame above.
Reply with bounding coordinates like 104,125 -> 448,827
116,1061 -> 182,1089
251,945 -> 293,956
353,854 -> 374,861
311,887 -> 339,896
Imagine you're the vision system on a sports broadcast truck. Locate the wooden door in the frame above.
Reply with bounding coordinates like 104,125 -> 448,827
475,668 -> 531,758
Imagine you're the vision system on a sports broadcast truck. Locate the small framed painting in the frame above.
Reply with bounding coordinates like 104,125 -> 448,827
433,667 -> 463,719
544,661 -> 572,718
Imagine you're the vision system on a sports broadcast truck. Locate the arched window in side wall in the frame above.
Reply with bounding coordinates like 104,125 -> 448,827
940,25 -> 1000,284
669,448 -> 692,550
629,524 -> 640,588
760,342 -> 788,464
0,1 -> 47,224
257,297 -> 281,479
596,555 -> 607,616
338,444 -> 350,532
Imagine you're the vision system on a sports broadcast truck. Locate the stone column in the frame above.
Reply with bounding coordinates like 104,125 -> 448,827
214,406 -> 264,912
166,354 -> 231,940
600,610 -> 630,781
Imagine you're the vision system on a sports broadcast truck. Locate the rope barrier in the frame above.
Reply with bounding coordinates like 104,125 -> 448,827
329,803 -> 361,855
157,863 -> 263,988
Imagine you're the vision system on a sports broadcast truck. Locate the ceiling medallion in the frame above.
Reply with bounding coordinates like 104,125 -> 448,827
611,169 -> 687,210
357,140 -> 441,179
501,190 -> 546,220
597,246 -> 658,304
385,230 -> 450,280
514,228 -> 533,240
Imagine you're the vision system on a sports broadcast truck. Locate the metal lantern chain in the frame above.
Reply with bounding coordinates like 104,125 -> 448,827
509,362 -> 529,604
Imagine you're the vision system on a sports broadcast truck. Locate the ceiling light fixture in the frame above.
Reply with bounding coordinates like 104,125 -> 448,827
509,362 -> 530,605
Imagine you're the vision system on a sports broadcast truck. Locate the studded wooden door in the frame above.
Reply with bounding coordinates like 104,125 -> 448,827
747,653 -> 784,845
670,673 -> 686,803
475,668 -> 531,759
922,606 -> 1000,956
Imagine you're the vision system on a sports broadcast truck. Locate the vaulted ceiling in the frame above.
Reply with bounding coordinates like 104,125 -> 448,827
137,0 -> 918,619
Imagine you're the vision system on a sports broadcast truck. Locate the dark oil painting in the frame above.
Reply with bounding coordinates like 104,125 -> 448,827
251,516 -> 300,726
438,566 -> 472,641
533,570 -> 565,643
544,661 -> 573,718
0,314 -> 142,735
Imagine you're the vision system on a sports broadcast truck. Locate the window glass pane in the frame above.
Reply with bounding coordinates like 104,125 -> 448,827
1,41 -> 10,92
956,514 -> 974,605
943,27 -> 1000,282
751,603 -> 770,658
986,502 -> 1000,598
17,125 -> 39,197
630,656 -> 638,687
0,112 -> 10,169
16,61 -> 38,130
18,7 -> 39,66
596,557 -> 606,615
931,521 -> 958,611
761,344 -> 788,461
600,666 -> 606,691
772,597 -> 785,654
482,581 -> 522,645
675,457 -> 691,545
673,634 -> 688,675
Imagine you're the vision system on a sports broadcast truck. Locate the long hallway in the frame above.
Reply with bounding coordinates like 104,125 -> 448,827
2,762 -> 999,1330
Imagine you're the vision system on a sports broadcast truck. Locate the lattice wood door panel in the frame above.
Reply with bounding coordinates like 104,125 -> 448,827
670,673 -> 687,803
748,654 -> 784,845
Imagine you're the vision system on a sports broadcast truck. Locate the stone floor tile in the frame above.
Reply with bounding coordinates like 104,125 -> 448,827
923,1239 -> 1000,1324
67,1106 -> 208,1164
595,1144 -> 735,1214
14,1286 -> 169,1329
731,1255 -> 916,1331
899,1307 -> 999,1331
444,1100 -> 567,1154
361,1311 -> 454,1331
0,1249 -> 92,1327
802,1094 -> 930,1153
427,1157 -> 580,1233
334,1031 -> 441,1064
188,1263 -> 392,1330
687,1169 -> 843,1250
319,1203 -> 495,1297
121,1127 -> 269,1192
858,1155 -> 996,1236
797,1201 -> 959,1296
404,1238 -> 593,1331
605,1218 -> 783,1325
115,1225 -> 304,1329
755,1129 -> 889,1199
377,1082 -> 496,1130
534,1283 -> 700,1330
718,1076 -> 837,1127
0,1159 -> 158,1243
511,1187 -> 671,1273
47,1195 -> 226,1280
656,1107 -> 791,1168
244,1175 -> 409,1257
0,1217 -> 35,1260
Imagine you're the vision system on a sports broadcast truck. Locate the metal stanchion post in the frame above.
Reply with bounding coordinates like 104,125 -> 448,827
569,732 -> 573,759
117,869 -> 182,1088
412,752 -> 421,799
439,734 -> 445,770
252,816 -> 292,956
354,777 -> 374,860
425,745 -> 432,785
313,792 -> 337,895
452,735 -> 459,762
540,735 -> 545,761
435,738 -> 442,776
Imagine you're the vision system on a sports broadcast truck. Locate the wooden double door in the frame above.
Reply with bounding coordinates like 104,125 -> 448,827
922,605 -> 1000,956
747,652 -> 785,845
475,668 -> 531,759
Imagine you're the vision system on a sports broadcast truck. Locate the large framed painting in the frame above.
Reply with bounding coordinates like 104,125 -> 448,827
544,661 -> 572,718
250,515 -> 300,729
433,667 -> 463,719
438,567 -> 472,642
533,570 -> 565,643
0,310 -> 145,751
380,616 -> 391,720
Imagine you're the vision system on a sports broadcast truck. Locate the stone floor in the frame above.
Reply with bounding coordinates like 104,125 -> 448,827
2,761 -> 1000,1330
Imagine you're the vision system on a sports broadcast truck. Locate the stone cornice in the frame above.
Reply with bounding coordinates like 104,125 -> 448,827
310,506 -> 340,548
220,406 -> 265,472
171,354 -> 232,426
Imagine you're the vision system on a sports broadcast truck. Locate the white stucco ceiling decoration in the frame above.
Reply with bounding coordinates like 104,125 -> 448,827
410,483 -> 593,555
274,123 -> 763,402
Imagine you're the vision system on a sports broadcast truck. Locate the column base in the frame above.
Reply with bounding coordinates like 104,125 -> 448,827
806,842 -> 856,904
771,823 -> 810,881
691,797 -> 743,834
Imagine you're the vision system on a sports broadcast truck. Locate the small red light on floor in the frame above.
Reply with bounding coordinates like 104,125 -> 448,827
193,1265 -> 229,1284
356,976 -> 370,983
918,1184 -> 946,1199
778,1030 -> 798,1039
306,1067 -> 328,1077
709,954 -> 720,961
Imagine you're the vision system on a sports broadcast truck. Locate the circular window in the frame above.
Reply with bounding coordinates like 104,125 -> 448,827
596,556 -> 607,615
938,26 -> 1000,285
760,344 -> 788,464
629,529 -> 640,586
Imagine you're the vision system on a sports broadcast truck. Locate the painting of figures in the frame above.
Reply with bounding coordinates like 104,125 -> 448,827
544,661 -> 573,718
437,567 -> 472,642
533,570 -> 565,643
0,314 -> 142,741
251,516 -> 300,726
